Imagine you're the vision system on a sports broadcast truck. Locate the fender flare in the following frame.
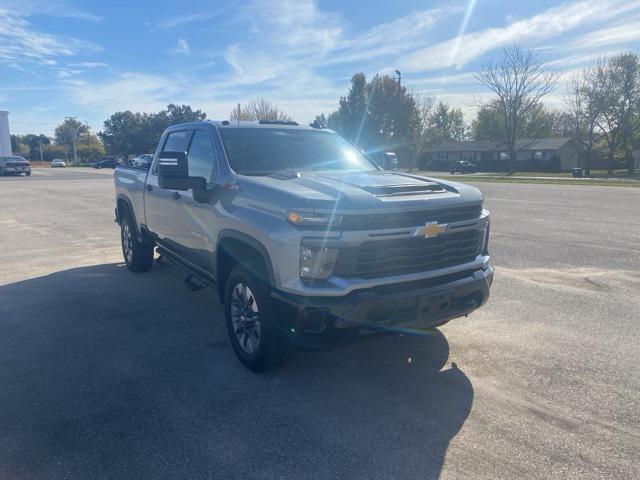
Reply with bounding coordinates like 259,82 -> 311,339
216,229 -> 276,286
116,194 -> 142,237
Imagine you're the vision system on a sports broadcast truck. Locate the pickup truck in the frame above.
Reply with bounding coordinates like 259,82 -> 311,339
114,120 -> 493,371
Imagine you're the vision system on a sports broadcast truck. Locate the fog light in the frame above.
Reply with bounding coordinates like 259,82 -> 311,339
300,244 -> 338,279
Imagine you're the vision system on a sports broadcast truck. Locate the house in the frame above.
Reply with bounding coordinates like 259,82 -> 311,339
422,138 -> 584,172
0,111 -> 11,157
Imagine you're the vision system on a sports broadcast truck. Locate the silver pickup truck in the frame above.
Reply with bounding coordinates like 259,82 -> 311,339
114,120 -> 493,371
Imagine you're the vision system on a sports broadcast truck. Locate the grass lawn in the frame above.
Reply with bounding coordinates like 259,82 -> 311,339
412,170 -> 640,188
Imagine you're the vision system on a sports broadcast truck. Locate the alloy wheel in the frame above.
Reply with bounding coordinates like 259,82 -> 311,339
230,283 -> 261,355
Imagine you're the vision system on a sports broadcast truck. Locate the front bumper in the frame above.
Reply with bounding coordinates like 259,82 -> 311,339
4,166 -> 31,174
273,265 -> 493,350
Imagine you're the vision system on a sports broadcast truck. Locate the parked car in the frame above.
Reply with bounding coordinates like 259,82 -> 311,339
0,155 -> 31,176
94,158 -> 120,169
132,154 -> 154,169
114,120 -> 493,372
50,159 -> 66,168
450,160 -> 477,174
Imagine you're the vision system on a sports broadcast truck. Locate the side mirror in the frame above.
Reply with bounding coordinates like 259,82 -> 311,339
157,151 -> 206,191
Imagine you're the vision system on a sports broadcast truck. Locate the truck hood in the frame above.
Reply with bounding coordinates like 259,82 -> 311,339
242,170 -> 483,213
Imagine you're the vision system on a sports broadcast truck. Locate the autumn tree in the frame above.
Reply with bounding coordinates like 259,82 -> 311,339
229,98 -> 292,122
475,44 -> 558,174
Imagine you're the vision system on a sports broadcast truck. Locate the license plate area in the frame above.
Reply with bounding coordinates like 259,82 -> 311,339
419,290 -> 453,319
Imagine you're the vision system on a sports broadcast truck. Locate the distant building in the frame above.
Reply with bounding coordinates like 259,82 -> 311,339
0,111 -> 11,156
422,138 -> 584,172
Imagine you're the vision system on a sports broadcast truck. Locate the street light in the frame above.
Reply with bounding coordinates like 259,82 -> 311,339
395,69 -> 401,88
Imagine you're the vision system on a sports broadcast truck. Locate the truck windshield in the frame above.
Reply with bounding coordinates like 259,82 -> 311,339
219,128 -> 377,175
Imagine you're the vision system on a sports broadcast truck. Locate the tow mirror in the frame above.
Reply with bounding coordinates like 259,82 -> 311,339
157,151 -> 206,191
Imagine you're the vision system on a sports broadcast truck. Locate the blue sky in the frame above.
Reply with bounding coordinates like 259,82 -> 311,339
1,0 -> 640,136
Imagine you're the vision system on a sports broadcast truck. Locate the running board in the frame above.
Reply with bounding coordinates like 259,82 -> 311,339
184,274 -> 207,291
155,246 -> 217,291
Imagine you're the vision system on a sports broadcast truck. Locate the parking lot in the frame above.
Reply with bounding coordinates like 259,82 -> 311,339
1,169 -> 639,479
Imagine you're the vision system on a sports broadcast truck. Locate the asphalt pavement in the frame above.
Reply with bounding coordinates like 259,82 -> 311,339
1,169 -> 639,479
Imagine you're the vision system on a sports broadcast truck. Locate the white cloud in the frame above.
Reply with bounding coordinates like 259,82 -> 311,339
398,0 -> 640,72
222,0 -> 457,89
569,20 -> 640,49
0,0 -> 103,21
68,62 -> 108,68
72,73 -> 182,113
156,5 -> 232,30
0,7 -> 101,69
170,38 -> 191,55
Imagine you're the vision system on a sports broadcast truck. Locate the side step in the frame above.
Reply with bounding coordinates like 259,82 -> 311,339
155,246 -> 217,292
184,274 -> 207,291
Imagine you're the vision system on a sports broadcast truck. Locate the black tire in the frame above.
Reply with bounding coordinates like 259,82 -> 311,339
224,264 -> 290,372
25,171 -> 31,176
120,209 -> 154,272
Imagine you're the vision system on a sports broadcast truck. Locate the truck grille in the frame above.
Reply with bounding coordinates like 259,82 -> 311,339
339,204 -> 481,230
332,229 -> 481,279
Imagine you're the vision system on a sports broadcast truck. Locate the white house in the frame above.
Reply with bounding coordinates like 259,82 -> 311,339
0,110 -> 12,156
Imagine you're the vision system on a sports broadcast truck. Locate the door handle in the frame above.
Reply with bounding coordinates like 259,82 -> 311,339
145,184 -> 153,191
172,191 -> 181,200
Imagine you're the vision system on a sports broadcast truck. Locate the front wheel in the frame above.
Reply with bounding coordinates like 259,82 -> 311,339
224,265 -> 290,372
120,210 -> 154,272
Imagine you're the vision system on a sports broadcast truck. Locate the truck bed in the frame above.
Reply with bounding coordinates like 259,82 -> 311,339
114,165 -> 148,227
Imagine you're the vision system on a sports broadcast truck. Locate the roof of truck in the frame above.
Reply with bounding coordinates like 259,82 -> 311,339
167,120 -> 327,131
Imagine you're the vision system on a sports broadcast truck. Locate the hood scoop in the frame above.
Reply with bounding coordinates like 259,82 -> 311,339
362,182 -> 446,197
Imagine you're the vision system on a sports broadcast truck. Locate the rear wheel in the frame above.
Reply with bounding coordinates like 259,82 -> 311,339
120,209 -> 154,272
224,265 -> 290,372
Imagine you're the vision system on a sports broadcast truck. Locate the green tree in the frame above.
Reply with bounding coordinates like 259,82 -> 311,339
425,101 -> 466,144
326,73 -> 420,166
162,103 -> 207,125
590,54 -> 640,174
77,134 -> 105,161
41,144 -> 70,161
311,113 -> 328,128
10,135 -> 29,157
54,118 -> 89,148
471,101 -> 556,141
100,104 -> 207,157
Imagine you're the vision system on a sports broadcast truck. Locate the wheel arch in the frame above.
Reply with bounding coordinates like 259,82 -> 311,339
116,195 -> 142,236
216,230 -> 276,303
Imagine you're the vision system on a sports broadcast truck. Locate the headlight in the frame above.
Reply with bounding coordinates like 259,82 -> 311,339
287,210 -> 342,228
300,243 -> 339,279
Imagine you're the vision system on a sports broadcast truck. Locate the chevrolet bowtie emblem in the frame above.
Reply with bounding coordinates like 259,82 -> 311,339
416,222 -> 447,238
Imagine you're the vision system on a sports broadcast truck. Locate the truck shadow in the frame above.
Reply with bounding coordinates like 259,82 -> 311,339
0,263 -> 473,480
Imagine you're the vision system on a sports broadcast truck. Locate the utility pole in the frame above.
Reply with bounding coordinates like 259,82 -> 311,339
38,138 -> 43,162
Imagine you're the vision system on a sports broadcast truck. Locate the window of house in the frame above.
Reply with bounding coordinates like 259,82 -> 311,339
438,152 -> 448,160
461,152 -> 474,161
